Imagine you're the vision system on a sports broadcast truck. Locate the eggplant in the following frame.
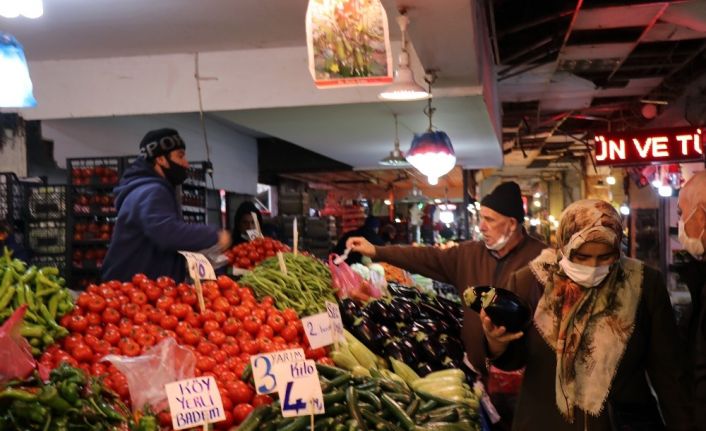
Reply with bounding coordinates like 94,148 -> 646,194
437,334 -> 465,361
435,296 -> 464,320
351,317 -> 377,346
390,297 -> 419,322
339,298 -> 361,327
382,338 -> 407,363
414,318 -> 452,335
371,324 -> 396,349
388,284 -> 421,300
414,332 -> 441,363
418,302 -> 446,320
463,285 -> 531,333
416,362 -> 436,377
365,299 -> 393,324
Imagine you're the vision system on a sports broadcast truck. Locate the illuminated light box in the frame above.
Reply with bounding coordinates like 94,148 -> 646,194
594,127 -> 704,166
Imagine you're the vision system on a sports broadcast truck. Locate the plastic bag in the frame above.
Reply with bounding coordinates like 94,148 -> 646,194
328,255 -> 382,301
0,305 -> 36,383
487,365 -> 524,395
103,337 -> 196,412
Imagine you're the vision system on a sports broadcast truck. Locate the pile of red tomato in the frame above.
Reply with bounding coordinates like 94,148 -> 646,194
225,238 -> 290,270
40,274 -> 331,429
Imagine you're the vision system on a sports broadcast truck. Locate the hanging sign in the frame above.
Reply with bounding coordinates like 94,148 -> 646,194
306,0 -> 393,88
594,127 -> 704,166
165,376 -> 226,430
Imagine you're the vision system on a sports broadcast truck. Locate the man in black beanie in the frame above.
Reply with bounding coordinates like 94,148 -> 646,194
345,181 -> 546,430
102,128 -> 231,282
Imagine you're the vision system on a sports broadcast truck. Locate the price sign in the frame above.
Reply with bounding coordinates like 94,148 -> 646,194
246,229 -> 262,241
178,252 -> 216,281
301,312 -> 333,349
325,301 -> 345,344
250,348 -> 305,394
274,360 -> 324,418
165,376 -> 225,430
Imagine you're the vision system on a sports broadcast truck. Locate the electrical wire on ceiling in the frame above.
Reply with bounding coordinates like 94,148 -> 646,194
194,52 -> 215,191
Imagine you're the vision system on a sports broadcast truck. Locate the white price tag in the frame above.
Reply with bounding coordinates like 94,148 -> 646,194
325,301 -> 345,343
301,312 -> 333,349
178,251 -> 216,281
274,360 -> 325,418
246,229 -> 262,241
250,348 -> 305,394
165,376 -> 225,430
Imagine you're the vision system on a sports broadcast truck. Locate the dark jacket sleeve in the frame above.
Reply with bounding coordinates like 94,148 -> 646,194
695,288 -> 706,429
642,268 -> 696,431
139,184 -> 220,252
374,244 -> 461,286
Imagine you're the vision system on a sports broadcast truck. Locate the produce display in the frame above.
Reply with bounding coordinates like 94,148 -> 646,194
339,284 -> 467,376
70,166 -> 119,186
0,248 -> 73,356
0,362 -> 135,431
239,363 -> 481,431
39,274 -> 326,429
378,262 -> 414,286
240,253 -> 335,316
225,238 -> 290,270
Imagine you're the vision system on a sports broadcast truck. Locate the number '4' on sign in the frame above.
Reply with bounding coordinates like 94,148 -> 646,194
274,360 -> 325,418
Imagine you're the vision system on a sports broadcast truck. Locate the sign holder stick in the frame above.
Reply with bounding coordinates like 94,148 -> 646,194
194,277 -> 206,313
251,211 -> 263,237
310,398 -> 315,430
293,217 -> 299,256
277,251 -> 288,275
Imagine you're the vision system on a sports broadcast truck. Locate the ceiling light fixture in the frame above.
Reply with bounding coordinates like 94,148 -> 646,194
378,11 -> 429,101
658,185 -> 673,197
406,72 -> 456,186
379,114 -> 410,166
0,32 -> 36,108
619,203 -> 630,216
606,174 -> 616,185
0,0 -> 43,18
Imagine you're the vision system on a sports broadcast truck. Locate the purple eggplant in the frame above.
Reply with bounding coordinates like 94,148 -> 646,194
388,283 -> 422,300
416,362 -> 435,377
437,334 -> 465,361
352,317 -> 377,346
339,298 -> 361,327
365,299 -> 394,324
464,285 -> 531,333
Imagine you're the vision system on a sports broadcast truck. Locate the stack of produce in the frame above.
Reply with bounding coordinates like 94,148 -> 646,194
240,253 -> 335,316
39,274 -> 325,429
378,262 -> 414,286
0,362 -> 135,431
339,284 -> 466,376
225,237 -> 290,270
239,363 -> 481,431
0,248 -> 73,356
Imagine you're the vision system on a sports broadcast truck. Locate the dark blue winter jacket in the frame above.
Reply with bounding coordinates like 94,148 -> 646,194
102,158 -> 219,282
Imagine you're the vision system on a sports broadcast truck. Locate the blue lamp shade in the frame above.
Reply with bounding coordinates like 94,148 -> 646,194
406,130 -> 456,185
0,32 -> 36,108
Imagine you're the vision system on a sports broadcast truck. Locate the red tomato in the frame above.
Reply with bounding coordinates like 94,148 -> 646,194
317,357 -> 335,366
220,392 -> 233,411
93,340 -> 111,356
133,312 -> 148,325
243,316 -> 262,336
71,344 -> 94,363
257,325 -> 274,340
196,355 -> 217,372
252,394 -> 273,407
101,307 -> 121,325
135,332 -> 156,348
212,297 -> 230,313
307,347 -> 327,360
181,291 -> 198,306
185,312 -> 201,328
260,296 -> 275,307
251,308 -> 267,322
219,370 -> 237,383
213,311 -> 227,324
69,315 -> 88,333
132,273 -> 148,285
63,334 -> 83,350
118,320 -> 134,337
119,338 -> 140,356
145,285 -> 162,302
148,308 -> 165,324
160,314 -> 178,330
222,318 -> 241,337
182,329 -> 200,346
85,312 -> 101,326
217,275 -> 234,290
282,308 -> 299,322
232,403 -> 254,424
239,339 -> 259,355
163,286 -> 177,298
103,327 -> 120,345
197,341 -> 217,356
156,276 -> 174,289
169,303 -> 189,319
256,337 -> 274,353
280,324 -> 298,342
86,325 -> 103,339
226,381 -> 254,405
233,361 -> 248,379
130,291 -> 148,305
208,330 -> 227,346
77,293 -> 91,308
121,303 -> 139,319
203,320 -> 220,334
156,296 -> 174,311
266,314 -> 285,333
86,295 -> 107,313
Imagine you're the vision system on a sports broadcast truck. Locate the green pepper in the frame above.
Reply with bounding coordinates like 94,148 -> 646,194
23,284 -> 37,311
19,266 -> 37,284
50,363 -> 86,385
90,397 -> 126,422
0,267 -> 14,295
38,267 -> 59,277
52,416 -> 69,431
58,381 -> 80,405
36,272 -> 61,297
11,399 -> 48,424
48,291 -> 61,318
37,385 -> 72,411
136,414 -> 159,431
0,388 -> 38,402
11,258 -> 26,274
20,324 -> 44,338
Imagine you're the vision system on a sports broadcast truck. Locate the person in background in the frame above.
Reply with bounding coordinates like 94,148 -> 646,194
0,220 -> 30,262
231,201 -> 264,246
677,171 -> 706,430
380,223 -> 397,245
347,182 -> 546,430
482,199 -> 694,430
334,215 -> 384,265
102,128 -> 231,282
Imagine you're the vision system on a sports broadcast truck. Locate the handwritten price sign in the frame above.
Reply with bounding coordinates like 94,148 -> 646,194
250,348 -> 305,394
165,376 -> 225,430
178,252 -> 216,281
273,360 -> 324,418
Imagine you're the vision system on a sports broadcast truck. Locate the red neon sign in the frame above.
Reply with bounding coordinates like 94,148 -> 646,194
594,127 -> 704,166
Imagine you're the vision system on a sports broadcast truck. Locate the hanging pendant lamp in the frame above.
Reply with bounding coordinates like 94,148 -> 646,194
378,11 -> 429,101
379,114 -> 410,166
0,32 -> 37,108
406,72 -> 455,185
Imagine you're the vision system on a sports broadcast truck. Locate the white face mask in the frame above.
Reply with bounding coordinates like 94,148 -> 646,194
484,225 -> 515,251
678,206 -> 705,258
559,256 -> 612,287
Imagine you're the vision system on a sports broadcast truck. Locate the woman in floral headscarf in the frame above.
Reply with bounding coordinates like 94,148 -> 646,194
482,199 -> 695,431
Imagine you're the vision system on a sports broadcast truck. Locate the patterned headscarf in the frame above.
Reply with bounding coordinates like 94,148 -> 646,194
529,199 -> 643,422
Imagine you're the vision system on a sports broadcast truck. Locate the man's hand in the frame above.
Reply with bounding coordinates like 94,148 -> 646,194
217,230 -> 232,251
480,309 -> 523,358
345,236 -> 376,258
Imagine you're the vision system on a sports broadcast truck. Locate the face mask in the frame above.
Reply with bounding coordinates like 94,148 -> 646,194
484,226 -> 514,251
162,157 -> 188,186
559,256 -> 611,288
678,207 -> 705,258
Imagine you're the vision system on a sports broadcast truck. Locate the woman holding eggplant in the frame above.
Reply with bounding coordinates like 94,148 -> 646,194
482,199 -> 695,430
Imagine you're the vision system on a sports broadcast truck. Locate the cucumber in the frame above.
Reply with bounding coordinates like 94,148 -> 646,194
381,393 -> 415,431
360,408 -> 405,431
346,386 -> 369,431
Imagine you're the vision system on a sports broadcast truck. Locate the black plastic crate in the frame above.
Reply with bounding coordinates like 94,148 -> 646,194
0,172 -> 23,222
28,221 -> 66,254
29,254 -> 67,278
67,157 -> 121,187
25,185 -> 67,220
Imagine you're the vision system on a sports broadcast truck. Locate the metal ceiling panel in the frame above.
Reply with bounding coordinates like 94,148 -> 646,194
594,77 -> 663,96
561,43 -> 634,59
662,1 -> 706,33
573,3 -> 667,30
644,23 -> 706,42
540,94 -> 594,112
